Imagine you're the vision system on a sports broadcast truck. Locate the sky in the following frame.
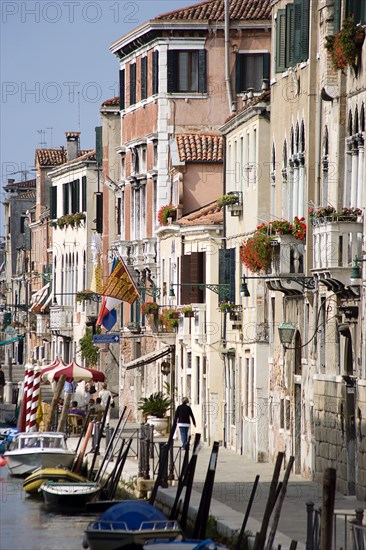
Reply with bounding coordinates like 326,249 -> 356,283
0,0 -> 191,234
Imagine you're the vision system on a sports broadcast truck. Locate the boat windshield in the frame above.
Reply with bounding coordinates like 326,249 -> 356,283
11,435 -> 67,450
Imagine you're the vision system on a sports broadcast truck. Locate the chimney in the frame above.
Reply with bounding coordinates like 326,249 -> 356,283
65,131 -> 80,161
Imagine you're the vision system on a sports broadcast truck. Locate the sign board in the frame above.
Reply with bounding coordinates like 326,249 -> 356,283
4,326 -> 17,337
93,333 -> 120,344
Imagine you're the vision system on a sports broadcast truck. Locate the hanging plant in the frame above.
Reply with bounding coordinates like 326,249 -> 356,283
158,204 -> 175,226
325,18 -> 363,72
74,212 -> 86,226
76,290 -> 97,303
240,232 -> 273,273
219,302 -> 235,313
180,305 -> 195,317
140,301 -> 159,315
216,194 -> 239,207
78,328 -> 99,367
159,308 -> 179,331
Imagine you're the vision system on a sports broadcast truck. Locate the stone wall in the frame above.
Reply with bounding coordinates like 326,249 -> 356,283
356,381 -> 366,501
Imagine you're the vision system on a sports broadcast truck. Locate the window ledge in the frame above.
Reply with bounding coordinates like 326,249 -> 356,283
270,78 -> 277,86
167,93 -> 208,99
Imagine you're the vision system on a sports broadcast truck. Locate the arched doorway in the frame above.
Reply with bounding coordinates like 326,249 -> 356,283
294,331 -> 302,474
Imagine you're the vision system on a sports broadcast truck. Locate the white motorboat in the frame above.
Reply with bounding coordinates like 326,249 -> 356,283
40,481 -> 101,511
4,432 -> 75,476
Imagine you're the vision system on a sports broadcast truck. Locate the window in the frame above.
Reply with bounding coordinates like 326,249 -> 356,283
82,176 -> 87,211
181,252 -> 206,303
152,50 -> 159,95
346,0 -> 366,25
275,0 -> 310,72
119,69 -> 125,110
140,57 -> 147,101
235,53 -> 270,92
167,50 -> 206,93
130,63 -> 136,106
62,179 -> 80,215
219,248 -> 236,303
50,186 -> 57,219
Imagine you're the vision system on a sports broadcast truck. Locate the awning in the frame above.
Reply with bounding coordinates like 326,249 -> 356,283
124,346 -> 173,370
0,336 -> 24,346
29,283 -> 50,313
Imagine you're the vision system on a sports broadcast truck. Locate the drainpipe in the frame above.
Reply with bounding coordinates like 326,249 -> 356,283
224,0 -> 236,114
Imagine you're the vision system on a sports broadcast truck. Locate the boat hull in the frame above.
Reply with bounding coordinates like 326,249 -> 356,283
84,523 -> 182,550
41,482 -> 101,511
23,467 -> 86,494
5,450 -> 75,477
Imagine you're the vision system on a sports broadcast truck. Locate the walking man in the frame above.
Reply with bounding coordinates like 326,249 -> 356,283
174,397 -> 196,449
0,366 -> 5,403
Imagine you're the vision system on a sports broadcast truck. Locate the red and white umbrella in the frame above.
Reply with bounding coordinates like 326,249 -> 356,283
45,358 -> 105,383
40,356 -> 67,381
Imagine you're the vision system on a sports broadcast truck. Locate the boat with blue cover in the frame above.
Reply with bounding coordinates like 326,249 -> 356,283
83,500 -> 182,550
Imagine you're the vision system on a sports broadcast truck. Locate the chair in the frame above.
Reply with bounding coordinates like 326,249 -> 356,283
67,413 -> 86,435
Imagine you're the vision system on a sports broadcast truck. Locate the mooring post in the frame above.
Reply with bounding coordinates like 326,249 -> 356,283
305,501 -> 314,550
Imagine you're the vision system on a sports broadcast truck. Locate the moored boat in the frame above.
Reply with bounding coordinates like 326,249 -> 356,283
4,432 -> 75,476
83,501 -> 182,550
23,466 -> 86,494
41,481 -> 101,511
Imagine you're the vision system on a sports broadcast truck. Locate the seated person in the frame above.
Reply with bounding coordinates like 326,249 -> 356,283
68,400 -> 86,417
87,398 -> 96,414
94,397 -> 105,413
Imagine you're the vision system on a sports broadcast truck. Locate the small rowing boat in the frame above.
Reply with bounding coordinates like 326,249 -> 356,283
23,467 -> 86,495
40,481 -> 101,511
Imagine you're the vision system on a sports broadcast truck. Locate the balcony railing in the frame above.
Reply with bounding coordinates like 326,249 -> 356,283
114,238 -> 157,271
49,305 -> 73,333
270,235 -> 305,276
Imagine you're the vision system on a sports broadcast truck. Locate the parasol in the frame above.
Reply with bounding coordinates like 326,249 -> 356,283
40,356 -> 67,381
45,358 -> 105,383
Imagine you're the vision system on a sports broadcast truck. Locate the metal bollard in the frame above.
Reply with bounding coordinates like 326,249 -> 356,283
105,427 -> 113,460
93,422 -> 102,450
138,423 -> 145,478
159,442 -> 168,489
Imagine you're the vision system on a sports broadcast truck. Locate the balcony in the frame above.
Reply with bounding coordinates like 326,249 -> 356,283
267,235 -> 306,294
114,238 -> 157,273
312,216 -> 363,290
49,305 -> 73,334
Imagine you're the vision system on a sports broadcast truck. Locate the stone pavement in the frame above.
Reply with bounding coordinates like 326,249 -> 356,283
70,421 -> 365,550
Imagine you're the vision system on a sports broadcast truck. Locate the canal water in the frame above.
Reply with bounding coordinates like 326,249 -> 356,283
0,471 -> 98,550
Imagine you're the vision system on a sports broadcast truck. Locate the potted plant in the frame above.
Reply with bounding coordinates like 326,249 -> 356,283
74,212 -> 86,227
325,17 -> 363,73
56,216 -> 66,229
140,301 -> 159,315
158,204 -> 176,226
216,193 -> 239,207
219,302 -> 235,313
76,289 -> 96,303
138,391 -> 172,435
240,232 -> 273,273
180,305 -> 195,318
64,214 -> 75,227
159,308 -> 179,331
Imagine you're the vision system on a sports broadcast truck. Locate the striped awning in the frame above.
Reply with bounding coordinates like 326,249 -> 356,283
29,283 -> 50,313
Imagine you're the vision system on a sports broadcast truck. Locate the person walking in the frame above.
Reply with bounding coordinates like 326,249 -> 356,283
99,383 -> 114,427
174,397 -> 196,448
0,366 -> 5,404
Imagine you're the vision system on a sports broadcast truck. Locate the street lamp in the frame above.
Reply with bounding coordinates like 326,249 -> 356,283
240,276 -> 250,297
278,323 -> 296,345
350,256 -> 366,285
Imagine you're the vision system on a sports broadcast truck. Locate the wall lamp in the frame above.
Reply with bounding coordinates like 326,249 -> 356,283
350,257 -> 366,284
278,322 -> 296,345
169,283 -> 231,300
240,274 -> 316,297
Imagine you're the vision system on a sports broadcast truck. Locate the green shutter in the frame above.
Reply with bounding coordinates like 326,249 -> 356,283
141,57 -> 147,100
300,0 -> 310,61
276,9 -> 287,72
286,4 -> 295,67
95,126 -> 102,165
219,249 -> 235,303
119,69 -> 125,110
152,51 -> 159,95
50,186 -> 57,219
96,192 -> 103,234
82,176 -> 87,212
235,53 -> 243,92
293,0 -> 302,63
63,183 -> 68,215
263,53 -> 271,80
198,49 -> 207,93
167,50 -> 176,93
333,0 -> 341,32
130,63 -> 136,106
75,179 -> 80,212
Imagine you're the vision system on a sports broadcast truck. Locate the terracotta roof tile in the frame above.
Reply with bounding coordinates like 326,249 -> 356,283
101,96 -> 120,107
176,134 -> 223,163
224,90 -> 270,124
179,202 -> 223,226
62,150 -> 96,166
4,179 -> 36,190
156,0 -> 271,21
36,148 -> 67,167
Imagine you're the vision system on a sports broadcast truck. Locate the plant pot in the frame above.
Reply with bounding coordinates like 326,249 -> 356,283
169,312 -> 179,319
148,308 -> 158,316
355,28 -> 365,45
184,311 -> 195,318
147,415 -> 169,436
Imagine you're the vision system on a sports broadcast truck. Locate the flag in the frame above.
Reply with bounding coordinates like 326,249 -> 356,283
96,258 -> 139,330
90,233 -> 103,294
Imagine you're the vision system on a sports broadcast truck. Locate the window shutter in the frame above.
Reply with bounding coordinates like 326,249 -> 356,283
219,249 -> 235,303
263,53 -> 271,80
141,56 -> 147,100
119,69 -> 125,110
130,63 -> 136,106
167,50 -> 176,93
293,0 -> 302,63
286,4 -> 295,67
198,49 -> 207,93
235,53 -> 243,92
300,0 -> 310,61
276,9 -> 287,72
181,252 -> 205,303
96,192 -> 103,234
152,50 -> 159,95
82,176 -> 87,211
50,186 -> 57,219
333,0 -> 341,32
63,183 -> 68,215
346,0 -> 364,23
75,179 -> 80,212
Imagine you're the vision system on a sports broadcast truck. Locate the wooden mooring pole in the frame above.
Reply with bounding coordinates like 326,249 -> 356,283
320,468 -> 336,550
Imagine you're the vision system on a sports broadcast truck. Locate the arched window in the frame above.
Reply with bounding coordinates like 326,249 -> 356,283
282,140 -> 288,218
360,104 -> 365,131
